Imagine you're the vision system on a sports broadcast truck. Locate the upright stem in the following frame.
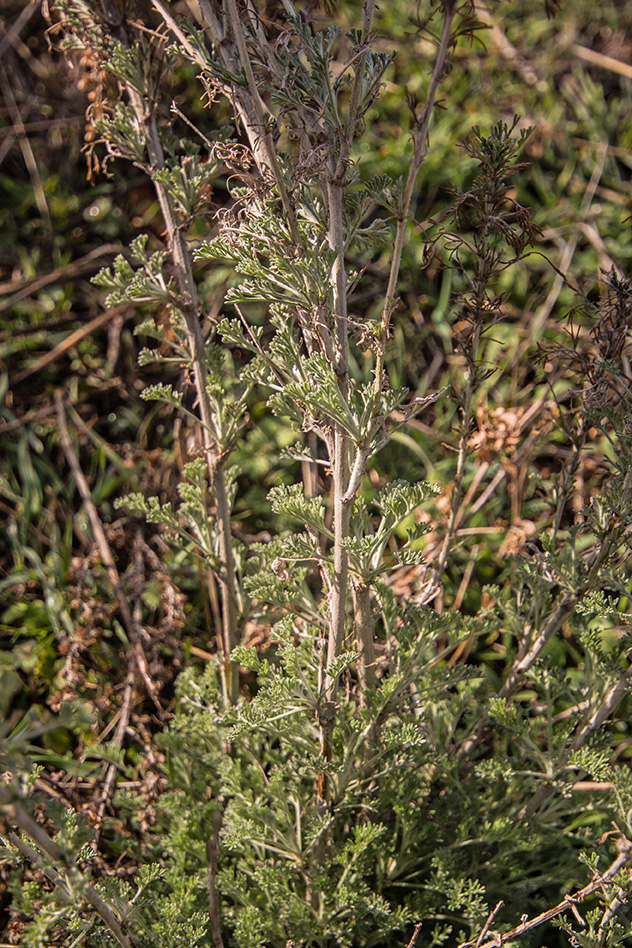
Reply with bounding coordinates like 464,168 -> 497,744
432,321 -> 482,587
346,0 -> 376,147
224,0 -> 301,246
324,1 -> 456,703
145,114 -> 239,703
326,176 -> 350,691
318,172 -> 351,796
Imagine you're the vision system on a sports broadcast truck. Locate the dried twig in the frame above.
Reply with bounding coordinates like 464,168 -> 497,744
0,243 -> 123,306
404,922 -> 423,948
206,810 -> 225,948
54,391 -> 163,715
374,1 -> 457,395
573,44 -> 632,81
12,303 -> 132,384
0,59 -> 51,231
0,1 -> 41,62
458,840 -> 632,948
93,655 -> 136,845
475,901 -> 504,948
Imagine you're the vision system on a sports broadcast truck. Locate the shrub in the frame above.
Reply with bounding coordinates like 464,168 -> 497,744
2,2 -> 632,947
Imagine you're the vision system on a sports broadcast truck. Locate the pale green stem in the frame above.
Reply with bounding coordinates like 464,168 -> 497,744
325,176 -> 351,692
143,110 -> 240,704
432,320 -> 482,584
345,0 -> 376,147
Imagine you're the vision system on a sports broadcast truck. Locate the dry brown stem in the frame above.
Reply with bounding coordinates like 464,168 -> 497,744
458,841 -> 632,948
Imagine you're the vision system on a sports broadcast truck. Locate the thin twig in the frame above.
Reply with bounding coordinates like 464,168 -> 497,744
345,0 -> 376,147
475,901 -> 504,948
405,922 -> 423,948
597,887 -> 628,947
529,144 -> 606,339
0,1 -> 40,61
0,59 -> 52,232
93,648 -> 137,846
572,663 -> 632,752
573,44 -> 632,80
351,578 -> 376,699
206,810 -> 225,948
373,1 -> 457,398
458,842 -> 632,948
504,457 -> 632,701
12,304 -> 132,385
0,243 -> 123,307
521,658 -> 632,819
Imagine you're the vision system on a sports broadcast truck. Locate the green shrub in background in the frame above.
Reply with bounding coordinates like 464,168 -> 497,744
2,1 -> 632,947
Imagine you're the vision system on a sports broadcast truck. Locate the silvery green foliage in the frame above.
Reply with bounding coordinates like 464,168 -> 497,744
117,460 -> 219,557
92,236 -> 171,306
107,618 -> 632,948
9,2 -> 632,948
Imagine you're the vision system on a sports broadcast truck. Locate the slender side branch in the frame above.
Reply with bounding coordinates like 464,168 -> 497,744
352,578 -> 377,699
597,887 -> 628,947
150,0 -> 209,68
572,662 -> 632,751
345,0 -> 376,146
373,2 -> 456,396
432,321 -> 482,583
503,461 -> 632,698
192,0 -> 225,44
461,460 -> 632,764
223,0 -> 301,245
405,921 -> 423,948
475,902 -> 504,948
343,444 -> 372,505
521,659 -> 632,819
499,592 -> 577,698
94,654 -> 136,844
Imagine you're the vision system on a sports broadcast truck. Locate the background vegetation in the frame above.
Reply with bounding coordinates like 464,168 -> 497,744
1,1 -> 632,947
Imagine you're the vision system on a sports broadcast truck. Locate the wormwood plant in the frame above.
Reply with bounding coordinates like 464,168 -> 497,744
3,1 -> 632,948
